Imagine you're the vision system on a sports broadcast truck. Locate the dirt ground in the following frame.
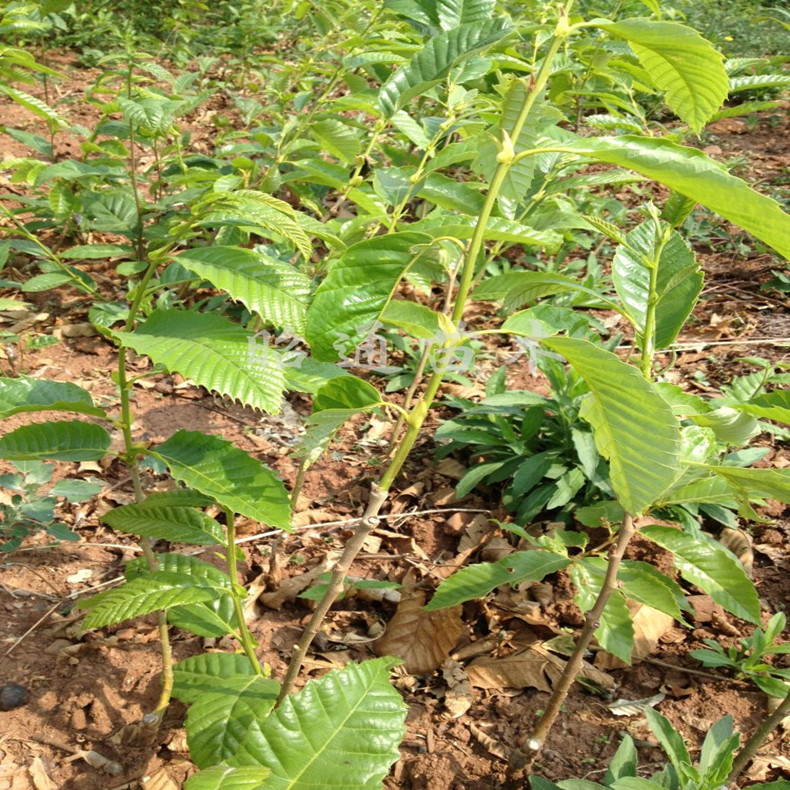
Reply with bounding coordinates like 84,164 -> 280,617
0,56 -> 788,789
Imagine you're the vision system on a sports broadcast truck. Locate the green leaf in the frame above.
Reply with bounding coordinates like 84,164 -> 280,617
80,572 -> 215,629
410,215 -> 560,247
297,377 -> 384,468
82,190 -> 140,236
706,466 -> 790,503
571,560 -> 635,664
173,653 -> 259,703
116,310 -> 285,414
691,406 -> 760,445
474,271 -> 620,312
196,190 -> 312,261
645,708 -> 692,771
103,502 -> 225,545
378,19 -> 511,117
238,658 -> 406,788
0,83 -> 64,125
698,716 -> 738,785
737,390 -> 790,425
0,376 -> 106,420
597,20 -> 727,132
604,735 -> 638,784
543,338 -> 681,514
176,247 -> 311,333
556,136 -> 790,260
127,552 -> 237,638
155,431 -> 291,529
0,420 -> 111,462
425,550 -> 569,610
612,225 -> 702,349
618,561 -> 686,620
305,231 -> 432,361
310,118 -> 362,165
380,300 -> 444,339
185,766 -> 272,790
641,525 -> 760,623
436,0 -> 495,29
183,675 -> 281,767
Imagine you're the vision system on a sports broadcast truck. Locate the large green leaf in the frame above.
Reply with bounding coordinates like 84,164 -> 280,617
378,19 -> 511,117
474,271 -> 620,312
612,224 -> 702,349
103,502 -> 225,545
597,20 -> 727,132
116,310 -> 285,414
736,390 -> 790,425
543,338 -> 681,514
185,766 -> 272,790
154,431 -> 291,529
196,191 -> 312,260
182,676 -> 281,766
706,466 -> 790,503
0,420 -> 111,462
435,0 -> 495,29
305,231 -> 432,361
173,653 -> 260,703
297,377 -> 384,467
425,550 -> 569,610
554,136 -> 790,260
641,525 -> 760,623
571,560 -> 635,664
240,658 -> 406,788
310,118 -> 362,165
0,377 -> 107,420
410,215 -> 560,247
127,553 -> 237,638
176,247 -> 311,333
80,572 -> 215,629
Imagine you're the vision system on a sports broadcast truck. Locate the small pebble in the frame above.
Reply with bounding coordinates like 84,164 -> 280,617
0,683 -> 29,711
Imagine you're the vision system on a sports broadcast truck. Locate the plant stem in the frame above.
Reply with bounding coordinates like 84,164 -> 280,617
515,512 -> 636,767
224,507 -> 266,677
451,9 -> 571,321
728,686 -> 790,783
116,348 -> 174,723
278,2 -> 574,705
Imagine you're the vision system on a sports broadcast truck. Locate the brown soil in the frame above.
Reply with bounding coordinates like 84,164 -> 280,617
0,55 -> 788,790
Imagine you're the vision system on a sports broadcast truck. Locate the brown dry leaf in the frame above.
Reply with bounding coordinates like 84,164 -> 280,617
436,458 -> 467,480
441,659 -> 474,719
466,643 -> 564,693
375,572 -> 464,675
27,760 -> 55,790
467,722 -> 509,760
746,753 -> 790,782
458,514 -> 493,553
140,767 -> 180,790
596,602 -> 673,669
0,763 -> 31,790
719,527 -> 754,577
258,555 -> 335,610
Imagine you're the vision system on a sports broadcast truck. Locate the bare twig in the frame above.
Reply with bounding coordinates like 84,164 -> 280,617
728,686 -> 790,784
514,513 -> 637,769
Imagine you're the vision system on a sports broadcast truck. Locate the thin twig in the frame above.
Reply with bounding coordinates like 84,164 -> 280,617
4,599 -> 63,656
728,686 -> 790,783
641,657 -> 751,686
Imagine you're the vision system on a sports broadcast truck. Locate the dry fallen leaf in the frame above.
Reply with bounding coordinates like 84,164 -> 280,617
719,527 -> 754,577
607,692 -> 665,717
258,555 -> 335,610
596,602 -> 673,669
27,759 -> 55,790
436,458 -> 467,480
375,572 -> 464,675
140,767 -> 180,790
441,659 -> 474,718
466,643 -> 564,693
